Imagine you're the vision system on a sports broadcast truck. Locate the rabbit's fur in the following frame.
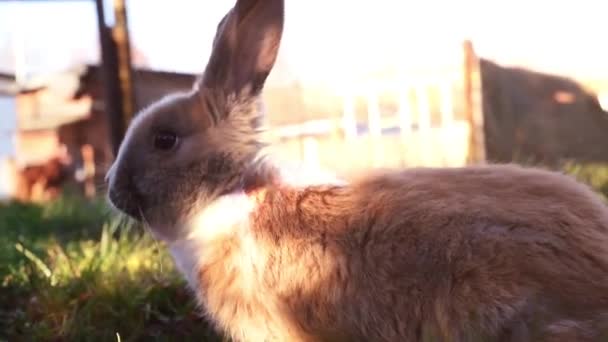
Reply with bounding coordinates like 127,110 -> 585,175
106,0 -> 608,340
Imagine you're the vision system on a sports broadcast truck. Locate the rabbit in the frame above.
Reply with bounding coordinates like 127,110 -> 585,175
105,0 -> 608,340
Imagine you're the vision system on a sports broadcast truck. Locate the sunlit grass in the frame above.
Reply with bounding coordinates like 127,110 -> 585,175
0,195 -> 223,342
562,161 -> 608,201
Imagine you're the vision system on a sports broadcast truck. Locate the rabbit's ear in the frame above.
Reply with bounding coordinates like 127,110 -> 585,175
200,0 -> 284,96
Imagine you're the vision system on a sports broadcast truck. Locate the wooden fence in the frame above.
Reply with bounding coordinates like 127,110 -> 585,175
264,41 -> 486,178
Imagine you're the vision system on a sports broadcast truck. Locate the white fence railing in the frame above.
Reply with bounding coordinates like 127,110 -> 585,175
265,41 -> 485,176
266,76 -> 473,173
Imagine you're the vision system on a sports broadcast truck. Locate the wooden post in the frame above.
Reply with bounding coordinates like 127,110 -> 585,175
95,0 -> 124,156
112,0 -> 136,128
95,0 -> 135,156
463,40 -> 486,164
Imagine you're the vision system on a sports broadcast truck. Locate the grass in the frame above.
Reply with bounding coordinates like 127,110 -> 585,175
562,161 -> 608,200
1,162 -> 607,341
0,195 -> 223,342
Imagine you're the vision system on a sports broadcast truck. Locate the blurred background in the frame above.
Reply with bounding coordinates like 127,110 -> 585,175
1,0 -> 607,340
1,0 -> 608,202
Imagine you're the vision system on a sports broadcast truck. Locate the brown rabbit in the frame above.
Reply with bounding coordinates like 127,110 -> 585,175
105,0 -> 608,340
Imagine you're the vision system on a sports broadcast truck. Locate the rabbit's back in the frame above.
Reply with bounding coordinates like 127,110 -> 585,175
356,164 -> 608,340
254,163 -> 608,341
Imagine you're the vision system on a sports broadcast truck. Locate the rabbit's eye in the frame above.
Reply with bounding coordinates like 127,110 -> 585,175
154,131 -> 178,150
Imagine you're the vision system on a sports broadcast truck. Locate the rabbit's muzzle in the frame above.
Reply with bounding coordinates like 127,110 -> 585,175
106,165 -> 144,220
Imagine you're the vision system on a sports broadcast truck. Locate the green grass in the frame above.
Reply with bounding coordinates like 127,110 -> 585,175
1,162 -> 607,342
0,195 -> 223,342
562,161 -> 608,200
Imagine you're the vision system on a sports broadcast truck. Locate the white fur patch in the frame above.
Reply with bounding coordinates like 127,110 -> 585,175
167,192 -> 255,289
165,161 -> 345,291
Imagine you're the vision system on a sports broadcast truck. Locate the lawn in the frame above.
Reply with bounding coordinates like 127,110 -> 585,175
0,195 -> 223,341
1,162 -> 607,341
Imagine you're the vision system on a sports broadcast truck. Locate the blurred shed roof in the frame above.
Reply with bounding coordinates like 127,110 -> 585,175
0,72 -> 18,95
10,67 -> 92,131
